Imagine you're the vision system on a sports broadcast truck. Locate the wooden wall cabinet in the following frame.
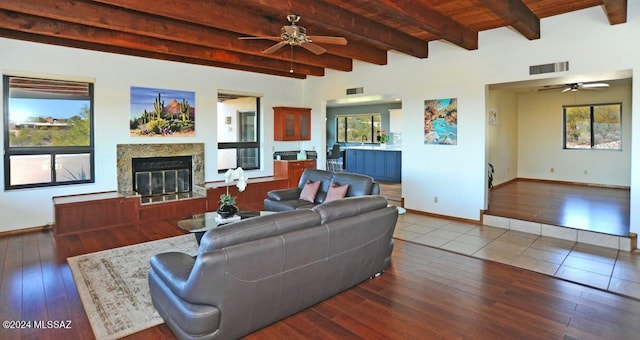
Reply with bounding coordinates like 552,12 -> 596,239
273,107 -> 311,141
274,159 -> 317,187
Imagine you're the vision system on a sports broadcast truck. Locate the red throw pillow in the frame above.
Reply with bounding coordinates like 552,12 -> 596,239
325,183 -> 349,202
299,180 -> 321,203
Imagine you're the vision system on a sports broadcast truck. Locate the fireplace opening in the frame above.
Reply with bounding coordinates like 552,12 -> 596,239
132,156 -> 193,203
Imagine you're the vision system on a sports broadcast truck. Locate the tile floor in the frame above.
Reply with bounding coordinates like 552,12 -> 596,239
394,212 -> 640,300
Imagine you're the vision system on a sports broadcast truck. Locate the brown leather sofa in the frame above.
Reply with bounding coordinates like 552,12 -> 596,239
264,168 -> 380,211
148,195 -> 397,339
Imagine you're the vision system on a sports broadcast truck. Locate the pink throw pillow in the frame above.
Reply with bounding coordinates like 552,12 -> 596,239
299,180 -> 321,203
324,183 -> 349,202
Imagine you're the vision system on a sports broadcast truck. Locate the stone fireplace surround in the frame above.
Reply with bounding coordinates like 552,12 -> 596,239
116,143 -> 205,197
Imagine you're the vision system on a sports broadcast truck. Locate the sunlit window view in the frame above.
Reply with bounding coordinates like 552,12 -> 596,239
4,76 -> 94,189
336,114 -> 381,143
563,103 -> 622,150
216,92 -> 260,172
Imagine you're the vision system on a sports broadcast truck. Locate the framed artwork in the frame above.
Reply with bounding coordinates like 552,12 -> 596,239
130,86 -> 195,137
424,98 -> 457,145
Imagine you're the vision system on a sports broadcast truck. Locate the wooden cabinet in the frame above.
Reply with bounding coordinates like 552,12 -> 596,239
346,149 -> 401,182
138,197 -> 207,222
274,159 -> 316,187
273,107 -> 311,141
53,192 -> 139,235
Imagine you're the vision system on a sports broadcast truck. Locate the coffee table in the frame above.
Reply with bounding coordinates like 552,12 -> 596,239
178,210 -> 275,244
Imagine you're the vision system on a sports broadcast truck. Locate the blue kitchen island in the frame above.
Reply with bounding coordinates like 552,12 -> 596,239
345,146 -> 401,182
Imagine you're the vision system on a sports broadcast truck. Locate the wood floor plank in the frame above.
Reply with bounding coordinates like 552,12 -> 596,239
0,234 -> 24,339
487,179 -> 630,236
21,232 -> 48,338
2,208 -> 640,339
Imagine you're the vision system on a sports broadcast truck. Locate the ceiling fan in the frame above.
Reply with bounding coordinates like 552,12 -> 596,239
239,14 -> 347,55
539,82 -> 610,93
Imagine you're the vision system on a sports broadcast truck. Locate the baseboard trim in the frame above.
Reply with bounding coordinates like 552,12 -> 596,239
404,208 -> 479,225
0,224 -> 52,237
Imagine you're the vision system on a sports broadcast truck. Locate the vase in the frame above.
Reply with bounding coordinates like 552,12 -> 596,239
379,143 -> 387,149
217,204 -> 238,218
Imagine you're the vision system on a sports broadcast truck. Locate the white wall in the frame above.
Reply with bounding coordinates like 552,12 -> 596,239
0,38 -> 311,232
487,91 -> 519,186
305,4 -> 640,234
517,83 -> 631,186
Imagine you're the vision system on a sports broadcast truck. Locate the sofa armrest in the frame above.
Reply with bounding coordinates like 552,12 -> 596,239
266,187 -> 300,201
150,252 -> 196,300
371,182 -> 380,195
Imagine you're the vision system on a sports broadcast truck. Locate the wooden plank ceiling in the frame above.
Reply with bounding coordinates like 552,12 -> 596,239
0,0 -> 627,79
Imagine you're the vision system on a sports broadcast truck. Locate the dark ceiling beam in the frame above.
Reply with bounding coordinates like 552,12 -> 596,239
92,0 -> 387,65
221,0 -> 429,58
337,0 -> 478,50
479,0 -> 540,40
0,0 -> 351,72
0,10 -> 324,76
0,28 -> 306,79
601,0 -> 627,25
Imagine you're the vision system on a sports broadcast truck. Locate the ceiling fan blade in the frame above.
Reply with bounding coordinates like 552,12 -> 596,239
538,85 -> 564,92
581,82 -> 609,89
238,36 -> 281,40
308,36 -> 347,45
561,87 -> 572,93
301,42 -> 327,55
262,41 -> 288,54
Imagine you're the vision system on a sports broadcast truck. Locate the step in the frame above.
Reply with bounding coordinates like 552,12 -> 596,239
483,215 -> 636,251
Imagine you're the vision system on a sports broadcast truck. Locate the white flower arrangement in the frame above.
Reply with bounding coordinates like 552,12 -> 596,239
219,167 -> 247,206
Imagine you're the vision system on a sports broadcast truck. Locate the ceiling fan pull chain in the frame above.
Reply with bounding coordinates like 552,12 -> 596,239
290,45 -> 294,73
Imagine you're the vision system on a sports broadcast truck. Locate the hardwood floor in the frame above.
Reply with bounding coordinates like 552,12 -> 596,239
2,219 -> 640,339
486,179 -> 631,236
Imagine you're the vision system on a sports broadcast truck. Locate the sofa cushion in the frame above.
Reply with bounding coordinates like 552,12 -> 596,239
298,169 -> 333,189
331,172 -> 374,198
263,198 -> 314,212
312,195 -> 389,224
198,209 -> 321,255
324,183 -> 349,202
298,169 -> 334,203
299,180 -> 321,202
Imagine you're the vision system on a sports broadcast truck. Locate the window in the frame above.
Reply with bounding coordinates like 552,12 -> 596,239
563,103 -> 622,150
217,92 -> 260,172
336,114 -> 381,143
4,75 -> 94,189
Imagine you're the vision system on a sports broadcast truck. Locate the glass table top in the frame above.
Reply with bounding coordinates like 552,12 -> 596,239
177,211 -> 275,233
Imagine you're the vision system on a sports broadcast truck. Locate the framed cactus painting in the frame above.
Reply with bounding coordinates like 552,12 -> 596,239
130,86 -> 195,137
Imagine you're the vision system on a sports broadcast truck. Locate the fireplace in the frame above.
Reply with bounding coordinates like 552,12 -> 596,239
116,143 -> 205,204
132,156 -> 192,198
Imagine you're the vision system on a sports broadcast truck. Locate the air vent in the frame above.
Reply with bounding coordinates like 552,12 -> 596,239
529,61 -> 569,75
346,87 -> 364,95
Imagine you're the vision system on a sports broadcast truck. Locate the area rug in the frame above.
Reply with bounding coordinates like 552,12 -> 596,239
68,234 -> 198,340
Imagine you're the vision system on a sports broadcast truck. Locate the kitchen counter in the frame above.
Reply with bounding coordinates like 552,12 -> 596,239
345,147 -> 401,182
345,145 -> 401,151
